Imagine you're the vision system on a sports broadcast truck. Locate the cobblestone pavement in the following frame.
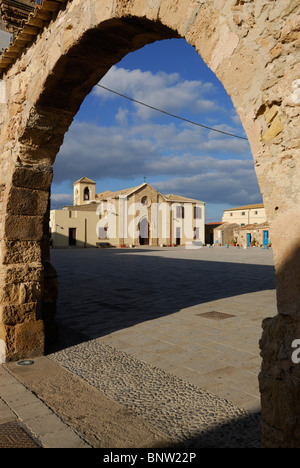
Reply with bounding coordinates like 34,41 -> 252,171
49,339 -> 261,448
44,245 -> 276,448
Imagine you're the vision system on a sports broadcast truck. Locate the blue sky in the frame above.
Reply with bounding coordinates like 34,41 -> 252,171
51,38 -> 262,222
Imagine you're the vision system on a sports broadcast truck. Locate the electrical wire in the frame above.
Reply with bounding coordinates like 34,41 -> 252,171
96,84 -> 248,141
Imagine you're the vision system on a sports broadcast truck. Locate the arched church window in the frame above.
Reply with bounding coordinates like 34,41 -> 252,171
84,187 -> 90,201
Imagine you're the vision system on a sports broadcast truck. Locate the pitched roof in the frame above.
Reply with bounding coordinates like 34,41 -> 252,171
234,222 -> 269,230
96,183 -> 147,199
224,203 -> 264,212
95,190 -> 112,199
214,223 -> 240,230
205,222 -> 224,226
76,180 -> 205,205
164,194 -> 205,204
73,177 -> 96,185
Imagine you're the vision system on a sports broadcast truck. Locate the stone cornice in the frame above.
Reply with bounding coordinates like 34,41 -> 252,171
0,0 -> 70,77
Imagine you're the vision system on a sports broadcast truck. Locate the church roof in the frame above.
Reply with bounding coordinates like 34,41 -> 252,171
73,179 -> 205,206
164,193 -> 205,204
96,184 -> 205,204
96,183 -> 147,200
73,177 -> 96,185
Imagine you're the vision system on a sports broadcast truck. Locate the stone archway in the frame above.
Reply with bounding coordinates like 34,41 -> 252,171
0,0 -> 299,448
139,217 -> 150,245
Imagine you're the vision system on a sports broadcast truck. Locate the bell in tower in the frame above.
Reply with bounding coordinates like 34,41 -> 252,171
73,177 -> 96,206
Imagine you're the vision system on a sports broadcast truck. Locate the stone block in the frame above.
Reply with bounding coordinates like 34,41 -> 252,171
0,240 -> 43,265
6,186 -> 49,216
4,215 -> 44,241
0,282 -> 26,305
0,281 -> 42,305
17,145 -> 58,166
1,320 -> 45,362
260,373 -> 300,447
264,106 -> 278,124
14,321 -> 44,358
263,116 -> 284,142
0,263 -> 44,285
260,419 -> 286,448
12,165 -> 53,191
0,302 -> 40,325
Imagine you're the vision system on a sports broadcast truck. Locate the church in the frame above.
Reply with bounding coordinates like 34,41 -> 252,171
50,177 -> 205,248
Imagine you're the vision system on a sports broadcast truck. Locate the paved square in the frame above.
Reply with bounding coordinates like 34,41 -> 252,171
50,245 -> 276,413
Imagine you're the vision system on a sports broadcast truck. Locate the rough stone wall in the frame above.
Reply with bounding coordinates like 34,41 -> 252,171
0,0 -> 299,447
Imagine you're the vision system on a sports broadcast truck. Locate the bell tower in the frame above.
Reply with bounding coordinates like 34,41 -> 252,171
73,177 -> 96,206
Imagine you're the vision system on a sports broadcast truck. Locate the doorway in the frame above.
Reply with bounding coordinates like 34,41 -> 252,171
247,233 -> 251,247
139,218 -> 149,246
176,227 -> 181,246
263,230 -> 269,247
69,228 -> 77,247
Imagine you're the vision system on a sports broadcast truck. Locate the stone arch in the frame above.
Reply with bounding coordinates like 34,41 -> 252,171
138,216 -> 150,245
0,0 -> 299,447
83,187 -> 90,201
137,212 -> 157,246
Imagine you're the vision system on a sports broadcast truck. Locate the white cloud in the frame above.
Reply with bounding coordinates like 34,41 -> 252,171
52,67 -> 257,208
51,193 -> 73,208
153,168 -> 262,206
115,107 -> 129,126
54,119 -> 251,182
94,66 -> 221,121
53,118 -> 260,207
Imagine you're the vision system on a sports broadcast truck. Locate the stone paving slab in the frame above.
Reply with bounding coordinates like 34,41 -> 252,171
48,339 -> 261,448
45,246 -> 276,446
0,246 -> 276,448
52,258 -> 276,409
0,364 -> 90,448
4,356 -> 172,449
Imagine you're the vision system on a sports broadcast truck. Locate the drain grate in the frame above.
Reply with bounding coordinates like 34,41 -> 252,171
0,422 -> 40,448
196,311 -> 236,321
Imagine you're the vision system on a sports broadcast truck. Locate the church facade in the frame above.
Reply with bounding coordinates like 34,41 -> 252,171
50,177 -> 205,248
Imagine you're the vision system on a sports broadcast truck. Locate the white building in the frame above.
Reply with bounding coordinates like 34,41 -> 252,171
50,178 -> 206,248
222,203 -> 266,226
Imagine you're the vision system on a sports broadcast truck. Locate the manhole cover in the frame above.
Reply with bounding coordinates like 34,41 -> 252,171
196,311 -> 236,320
0,422 -> 40,448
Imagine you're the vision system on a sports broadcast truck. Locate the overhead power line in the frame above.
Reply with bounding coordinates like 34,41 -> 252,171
96,84 -> 248,141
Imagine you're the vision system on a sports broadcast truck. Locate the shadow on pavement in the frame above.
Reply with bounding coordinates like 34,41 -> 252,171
48,248 -> 276,353
172,411 -> 261,448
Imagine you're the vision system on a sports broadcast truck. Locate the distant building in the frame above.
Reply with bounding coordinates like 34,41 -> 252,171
213,203 -> 271,247
214,203 -> 271,247
213,223 -> 240,246
50,177 -> 205,248
233,223 -> 271,248
205,222 -> 224,245
222,203 -> 266,226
